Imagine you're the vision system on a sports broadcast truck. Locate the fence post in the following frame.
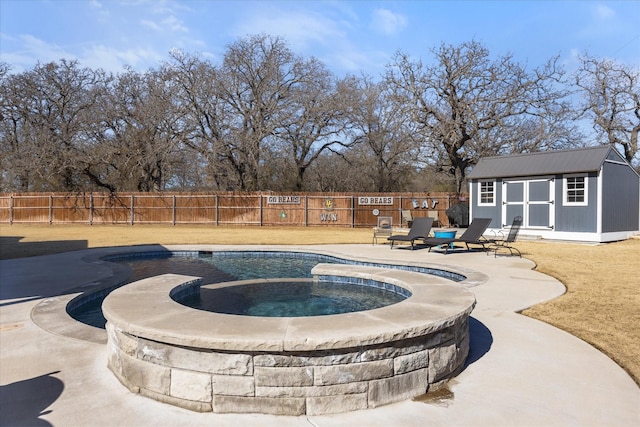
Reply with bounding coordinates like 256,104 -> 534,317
302,196 -> 306,226
9,195 -> 13,224
172,195 -> 176,226
351,196 -> 355,228
215,194 -> 219,226
130,195 -> 134,225
89,193 -> 94,225
49,195 -> 53,224
259,193 -> 263,226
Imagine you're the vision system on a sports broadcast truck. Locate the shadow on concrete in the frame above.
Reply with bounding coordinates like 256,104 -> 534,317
0,371 -> 63,427
465,316 -> 493,367
0,295 -> 48,308
0,242 -> 161,302
0,236 -> 88,260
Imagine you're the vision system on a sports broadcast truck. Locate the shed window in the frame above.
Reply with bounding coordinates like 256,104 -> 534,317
479,180 -> 495,206
564,175 -> 588,206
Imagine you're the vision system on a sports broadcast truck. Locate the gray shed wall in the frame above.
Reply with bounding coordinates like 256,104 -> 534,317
470,180 -> 502,228
554,173 -> 598,232
602,161 -> 640,232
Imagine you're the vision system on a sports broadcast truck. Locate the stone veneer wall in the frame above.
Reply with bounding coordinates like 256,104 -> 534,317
106,316 -> 470,415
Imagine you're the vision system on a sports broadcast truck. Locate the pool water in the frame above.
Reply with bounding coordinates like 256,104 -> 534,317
70,252 -> 345,327
69,251 -> 462,328
179,280 -> 406,317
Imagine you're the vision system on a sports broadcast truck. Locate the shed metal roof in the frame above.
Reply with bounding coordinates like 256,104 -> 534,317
467,146 -> 616,179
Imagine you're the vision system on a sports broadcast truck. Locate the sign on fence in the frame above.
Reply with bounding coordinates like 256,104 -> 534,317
358,196 -> 394,205
265,195 -> 301,204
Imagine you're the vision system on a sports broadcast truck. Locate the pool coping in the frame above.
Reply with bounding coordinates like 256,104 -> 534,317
102,264 -> 476,352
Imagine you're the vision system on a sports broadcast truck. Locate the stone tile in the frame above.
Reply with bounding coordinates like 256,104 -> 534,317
119,351 -> 170,395
306,393 -> 368,415
429,342 -> 458,383
368,368 -> 429,407
138,339 -> 253,375
170,368 -> 212,403
212,374 -> 255,396
254,366 -> 314,387
106,323 -> 137,356
212,395 -> 306,415
254,351 -> 361,367
314,359 -> 393,385
256,381 -> 367,398
394,349 -> 429,374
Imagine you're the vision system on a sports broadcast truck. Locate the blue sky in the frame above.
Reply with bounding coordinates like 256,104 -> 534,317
1,0 -> 639,77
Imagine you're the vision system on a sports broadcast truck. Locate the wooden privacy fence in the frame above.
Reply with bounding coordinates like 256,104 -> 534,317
0,192 -> 468,228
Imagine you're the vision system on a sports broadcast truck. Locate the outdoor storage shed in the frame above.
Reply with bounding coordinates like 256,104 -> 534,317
467,146 -> 640,242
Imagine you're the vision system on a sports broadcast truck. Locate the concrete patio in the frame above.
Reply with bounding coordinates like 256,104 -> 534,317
1,244 -> 638,426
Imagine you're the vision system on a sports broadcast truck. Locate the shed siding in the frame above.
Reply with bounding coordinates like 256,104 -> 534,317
554,173 -> 598,232
606,150 -> 621,162
470,180 -> 502,227
602,161 -> 640,232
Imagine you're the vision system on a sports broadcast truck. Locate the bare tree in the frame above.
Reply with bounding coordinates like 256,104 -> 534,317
164,51 -> 235,190
346,76 -> 420,191
0,68 -> 34,191
214,34 -> 300,190
271,65 -> 356,190
386,41 -> 576,192
575,53 -> 639,166
305,149 -> 372,191
85,68 -> 185,191
0,60 -> 103,191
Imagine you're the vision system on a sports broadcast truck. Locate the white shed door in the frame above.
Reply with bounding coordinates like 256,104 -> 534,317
503,178 -> 555,229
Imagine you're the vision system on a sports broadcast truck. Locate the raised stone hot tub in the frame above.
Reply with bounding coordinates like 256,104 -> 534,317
103,263 -> 476,415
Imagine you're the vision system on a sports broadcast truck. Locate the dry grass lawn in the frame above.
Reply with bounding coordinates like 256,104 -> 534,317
1,224 -> 638,385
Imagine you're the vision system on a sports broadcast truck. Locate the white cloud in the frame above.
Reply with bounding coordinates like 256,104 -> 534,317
324,47 -> 389,75
161,15 -> 188,32
7,34 -> 75,68
85,0 -> 111,22
594,4 -> 615,20
141,19 -> 162,31
150,0 -> 193,16
81,44 -> 165,72
370,8 -> 407,36
234,9 -> 347,52
228,4 -> 393,77
139,4 -> 188,33
0,31 -> 164,74
575,2 -> 633,42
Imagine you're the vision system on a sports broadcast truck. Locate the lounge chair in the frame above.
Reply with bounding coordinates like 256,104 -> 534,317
401,210 -> 413,228
427,210 -> 440,227
372,216 -> 393,245
422,218 -> 493,254
388,217 -> 434,250
487,216 -> 522,257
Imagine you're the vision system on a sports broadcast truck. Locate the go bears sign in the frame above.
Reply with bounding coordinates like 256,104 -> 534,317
358,197 -> 394,205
